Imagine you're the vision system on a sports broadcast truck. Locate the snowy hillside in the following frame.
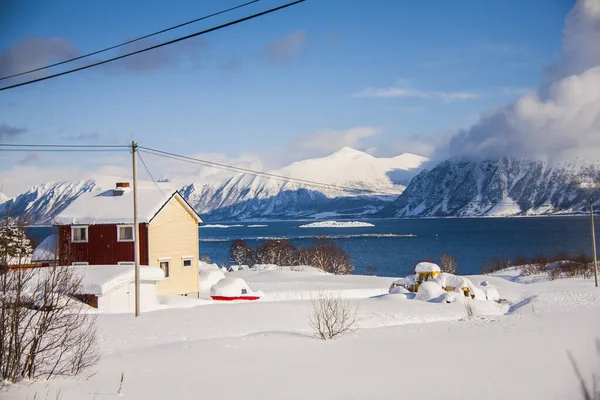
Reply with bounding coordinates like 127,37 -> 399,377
0,180 -> 98,224
2,148 -> 427,224
181,147 -> 427,220
380,158 -> 600,217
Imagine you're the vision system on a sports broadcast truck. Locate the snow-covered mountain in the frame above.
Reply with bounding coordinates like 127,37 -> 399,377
1,148 -> 427,223
379,158 -> 600,217
0,181 -> 98,224
182,148 -> 427,220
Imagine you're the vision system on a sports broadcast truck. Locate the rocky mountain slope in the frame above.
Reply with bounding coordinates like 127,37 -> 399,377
379,158 -> 600,217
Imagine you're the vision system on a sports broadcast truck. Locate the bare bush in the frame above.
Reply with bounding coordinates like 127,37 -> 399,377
520,263 -> 547,276
0,220 -> 98,383
199,255 -> 212,264
229,239 -> 253,266
309,291 -> 357,340
568,340 -> 600,400
304,237 -> 354,275
439,253 -> 457,274
253,240 -> 297,266
481,258 -> 511,275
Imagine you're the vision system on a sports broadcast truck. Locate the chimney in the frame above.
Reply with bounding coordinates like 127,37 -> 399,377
113,182 -> 130,196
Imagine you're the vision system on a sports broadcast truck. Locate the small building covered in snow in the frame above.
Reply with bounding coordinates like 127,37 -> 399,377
74,264 -> 164,312
32,234 -> 59,266
53,182 -> 203,297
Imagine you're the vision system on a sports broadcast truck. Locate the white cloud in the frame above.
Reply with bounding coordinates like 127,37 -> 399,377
354,86 -> 482,101
444,0 -> 600,163
290,126 -> 380,158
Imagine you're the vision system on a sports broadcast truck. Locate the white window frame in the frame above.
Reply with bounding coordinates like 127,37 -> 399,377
158,257 -> 171,279
71,226 -> 88,243
182,256 -> 194,268
72,261 -> 89,266
118,261 -> 135,266
117,225 -> 135,242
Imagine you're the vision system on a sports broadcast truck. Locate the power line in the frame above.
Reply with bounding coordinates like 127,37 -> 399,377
137,151 -> 170,199
0,149 -> 129,153
0,143 -> 128,148
0,0 -> 260,82
138,147 -> 402,196
0,0 -> 305,92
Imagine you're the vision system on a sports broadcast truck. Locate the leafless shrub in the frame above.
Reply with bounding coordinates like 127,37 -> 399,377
253,240 -> 297,266
513,255 -> 528,266
229,239 -> 253,266
439,253 -> 457,274
199,255 -> 212,264
481,258 -> 511,275
303,237 -> 354,275
520,263 -> 547,276
530,253 -> 549,265
117,372 -> 125,395
568,340 -> 600,400
0,219 -> 99,384
309,291 -> 357,340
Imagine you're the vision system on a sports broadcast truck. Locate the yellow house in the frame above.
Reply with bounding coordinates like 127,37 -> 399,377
53,182 -> 203,298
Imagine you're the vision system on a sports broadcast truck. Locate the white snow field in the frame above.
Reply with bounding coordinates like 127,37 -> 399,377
299,220 -> 375,228
4,267 -> 600,400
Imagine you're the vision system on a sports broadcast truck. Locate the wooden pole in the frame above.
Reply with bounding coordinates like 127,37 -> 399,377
132,141 -> 141,316
591,199 -> 598,288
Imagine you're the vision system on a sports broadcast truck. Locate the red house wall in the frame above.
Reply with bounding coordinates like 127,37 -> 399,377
58,224 -> 149,266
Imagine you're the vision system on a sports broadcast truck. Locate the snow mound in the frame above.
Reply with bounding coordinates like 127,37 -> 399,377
199,261 -> 220,270
415,262 -> 441,273
199,269 -> 226,296
414,281 -> 446,302
210,277 -> 263,299
32,234 -> 58,262
299,220 -> 375,228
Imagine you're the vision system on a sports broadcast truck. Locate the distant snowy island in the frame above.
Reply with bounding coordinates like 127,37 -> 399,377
203,224 -> 244,228
299,221 -> 375,228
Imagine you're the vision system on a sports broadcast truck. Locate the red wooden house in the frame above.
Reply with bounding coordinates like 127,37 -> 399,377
53,182 -> 203,297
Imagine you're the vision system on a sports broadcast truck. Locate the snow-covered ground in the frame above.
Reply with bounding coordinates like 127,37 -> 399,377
299,220 -> 375,228
3,267 -> 600,400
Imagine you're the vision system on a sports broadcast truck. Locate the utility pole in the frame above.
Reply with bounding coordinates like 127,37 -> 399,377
132,141 -> 141,316
591,199 -> 598,288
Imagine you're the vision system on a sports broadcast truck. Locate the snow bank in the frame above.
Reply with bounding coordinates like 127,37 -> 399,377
299,220 -> 375,228
415,262 -> 441,273
414,281 -> 446,302
199,269 -> 226,296
75,265 -> 164,295
32,234 -> 58,261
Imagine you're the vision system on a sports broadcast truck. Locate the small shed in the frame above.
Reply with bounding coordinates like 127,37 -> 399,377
74,264 -> 164,312
32,234 -> 58,265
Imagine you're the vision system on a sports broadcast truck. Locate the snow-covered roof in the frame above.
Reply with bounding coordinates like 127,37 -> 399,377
415,262 -> 441,273
74,265 -> 164,295
32,234 -> 58,262
53,187 -> 202,225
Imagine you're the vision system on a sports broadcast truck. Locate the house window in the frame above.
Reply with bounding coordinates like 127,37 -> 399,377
159,260 -> 170,278
117,225 -> 134,242
182,256 -> 193,268
71,226 -> 88,243
72,261 -> 89,266
241,288 -> 247,295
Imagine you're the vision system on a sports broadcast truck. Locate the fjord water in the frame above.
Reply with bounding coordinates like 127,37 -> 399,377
198,217 -> 598,277
28,216 -> 598,277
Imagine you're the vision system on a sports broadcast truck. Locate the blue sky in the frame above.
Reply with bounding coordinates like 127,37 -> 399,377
0,0 -> 575,194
